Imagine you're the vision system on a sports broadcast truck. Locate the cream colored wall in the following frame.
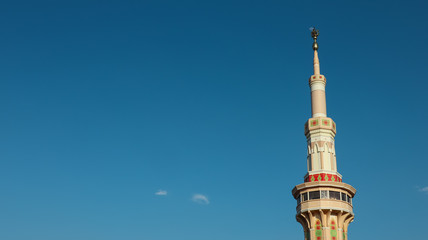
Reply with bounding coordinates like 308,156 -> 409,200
307,141 -> 337,173
322,143 -> 332,171
311,89 -> 327,117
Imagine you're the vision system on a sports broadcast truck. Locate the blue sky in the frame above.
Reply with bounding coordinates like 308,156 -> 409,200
0,1 -> 427,239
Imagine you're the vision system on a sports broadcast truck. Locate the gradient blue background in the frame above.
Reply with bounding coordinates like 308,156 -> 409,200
0,1 -> 427,239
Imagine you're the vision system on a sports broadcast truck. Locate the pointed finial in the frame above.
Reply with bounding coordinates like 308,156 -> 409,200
310,27 -> 321,75
310,27 -> 319,51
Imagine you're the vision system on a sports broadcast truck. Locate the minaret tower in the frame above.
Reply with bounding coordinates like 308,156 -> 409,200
292,28 -> 356,240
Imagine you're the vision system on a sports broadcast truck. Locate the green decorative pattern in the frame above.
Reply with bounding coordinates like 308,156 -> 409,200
305,173 -> 342,183
330,220 -> 337,240
322,119 -> 330,126
315,220 -> 322,240
310,119 -> 319,127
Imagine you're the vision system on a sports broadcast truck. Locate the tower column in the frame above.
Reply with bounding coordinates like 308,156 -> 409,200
311,83 -> 327,117
310,51 -> 327,118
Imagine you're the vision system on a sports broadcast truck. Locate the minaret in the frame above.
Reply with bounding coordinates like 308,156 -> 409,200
292,28 -> 356,240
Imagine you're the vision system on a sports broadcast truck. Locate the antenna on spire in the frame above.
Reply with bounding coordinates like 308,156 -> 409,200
310,27 -> 319,51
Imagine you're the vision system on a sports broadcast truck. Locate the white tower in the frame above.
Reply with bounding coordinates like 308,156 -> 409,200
292,28 -> 356,240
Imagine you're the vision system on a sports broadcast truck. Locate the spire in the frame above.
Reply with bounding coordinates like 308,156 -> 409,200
308,27 -> 327,118
311,28 -> 320,75
313,50 -> 320,75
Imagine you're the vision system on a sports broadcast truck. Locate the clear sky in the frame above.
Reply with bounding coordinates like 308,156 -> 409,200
0,1 -> 427,239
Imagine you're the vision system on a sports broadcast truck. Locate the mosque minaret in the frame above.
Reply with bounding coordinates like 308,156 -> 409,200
292,28 -> 356,240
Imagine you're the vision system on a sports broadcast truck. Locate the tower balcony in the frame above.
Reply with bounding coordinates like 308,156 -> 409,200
292,181 -> 356,215
296,198 -> 354,215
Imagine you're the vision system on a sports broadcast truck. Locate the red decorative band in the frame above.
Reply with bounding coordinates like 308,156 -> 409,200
304,173 -> 342,183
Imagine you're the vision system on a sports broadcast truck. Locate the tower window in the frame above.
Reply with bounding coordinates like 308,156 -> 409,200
341,192 -> 347,202
321,190 -> 328,199
347,195 -> 352,203
303,192 -> 308,201
309,191 -> 320,200
297,195 -> 301,204
329,191 -> 341,200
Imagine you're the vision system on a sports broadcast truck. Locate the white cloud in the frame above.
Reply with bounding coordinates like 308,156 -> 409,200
419,186 -> 428,193
192,194 -> 210,205
155,190 -> 168,196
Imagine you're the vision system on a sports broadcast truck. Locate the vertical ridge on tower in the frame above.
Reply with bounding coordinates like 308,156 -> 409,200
292,28 -> 356,240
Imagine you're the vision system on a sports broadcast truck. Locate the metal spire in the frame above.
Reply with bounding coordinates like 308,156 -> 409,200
311,27 -> 321,75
